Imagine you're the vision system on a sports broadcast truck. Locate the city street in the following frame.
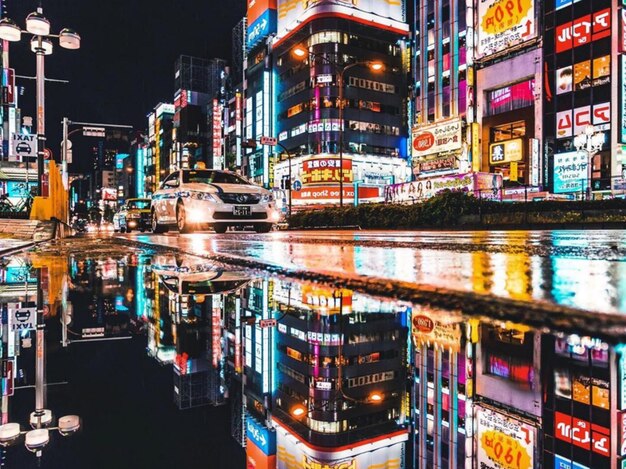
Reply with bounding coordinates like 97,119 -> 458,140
125,229 -> 626,315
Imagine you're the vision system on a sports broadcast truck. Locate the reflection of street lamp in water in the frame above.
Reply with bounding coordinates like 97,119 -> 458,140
573,125 -> 604,200
0,271 -> 81,458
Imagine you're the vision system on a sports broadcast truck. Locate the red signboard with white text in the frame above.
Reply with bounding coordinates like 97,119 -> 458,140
554,411 -> 610,457
555,8 -> 611,53
556,102 -> 610,138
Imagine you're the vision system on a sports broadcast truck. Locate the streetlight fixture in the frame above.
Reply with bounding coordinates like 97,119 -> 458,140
289,391 -> 384,418
292,46 -> 384,207
0,6 -> 80,196
573,124 -> 604,200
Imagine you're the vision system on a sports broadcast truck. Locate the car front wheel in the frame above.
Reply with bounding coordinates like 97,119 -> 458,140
151,210 -> 168,234
176,202 -> 194,234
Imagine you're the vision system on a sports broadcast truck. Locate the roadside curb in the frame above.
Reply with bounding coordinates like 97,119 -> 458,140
0,219 -> 59,257
116,235 -> 626,343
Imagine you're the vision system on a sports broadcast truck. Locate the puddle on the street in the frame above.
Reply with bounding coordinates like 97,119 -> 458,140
0,248 -> 623,469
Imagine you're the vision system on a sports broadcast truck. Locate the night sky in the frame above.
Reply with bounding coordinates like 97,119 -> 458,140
5,0 -> 246,150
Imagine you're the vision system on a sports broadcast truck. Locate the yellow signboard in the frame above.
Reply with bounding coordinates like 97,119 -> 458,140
471,122 -> 481,172
489,138 -> 524,165
510,162 -> 519,182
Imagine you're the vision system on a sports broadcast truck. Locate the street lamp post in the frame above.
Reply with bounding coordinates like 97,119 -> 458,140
293,47 -> 383,207
0,7 -> 80,196
573,125 -> 604,200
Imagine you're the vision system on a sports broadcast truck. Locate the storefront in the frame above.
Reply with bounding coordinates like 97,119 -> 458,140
481,79 -> 538,186
476,47 -> 543,189
273,153 -> 410,207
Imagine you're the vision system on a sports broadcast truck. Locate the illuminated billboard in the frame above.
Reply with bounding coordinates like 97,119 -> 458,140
476,0 -> 537,58
248,8 -> 277,49
476,406 -> 536,469
552,151 -> 588,194
274,421 -> 407,469
248,0 -> 277,25
276,0 -> 406,39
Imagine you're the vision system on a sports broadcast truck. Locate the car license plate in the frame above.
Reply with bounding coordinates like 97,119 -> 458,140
233,206 -> 250,216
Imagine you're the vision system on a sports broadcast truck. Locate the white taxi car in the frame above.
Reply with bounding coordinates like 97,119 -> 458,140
151,168 -> 279,234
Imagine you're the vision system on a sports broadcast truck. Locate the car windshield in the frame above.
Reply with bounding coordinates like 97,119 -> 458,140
127,200 -> 150,209
182,170 -> 248,185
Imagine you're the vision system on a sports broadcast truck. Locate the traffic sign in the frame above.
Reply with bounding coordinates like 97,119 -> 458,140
260,136 -> 277,146
82,126 -> 106,138
10,133 -> 36,162
292,180 -> 302,192
43,148 -> 52,160
259,319 -> 277,328
8,306 -> 36,331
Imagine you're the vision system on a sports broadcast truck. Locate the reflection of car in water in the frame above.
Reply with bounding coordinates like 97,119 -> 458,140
153,256 -> 252,296
114,198 -> 151,233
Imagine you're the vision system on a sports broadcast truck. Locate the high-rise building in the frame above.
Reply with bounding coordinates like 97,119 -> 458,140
146,103 -> 174,194
543,0 -> 620,198
266,0 -> 411,204
173,56 -> 228,170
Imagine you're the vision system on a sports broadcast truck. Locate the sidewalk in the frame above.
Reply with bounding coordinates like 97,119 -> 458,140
0,219 -> 56,255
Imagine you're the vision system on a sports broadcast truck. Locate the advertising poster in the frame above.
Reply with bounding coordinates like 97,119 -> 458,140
573,61 -> 591,91
553,151 -> 588,194
592,56 -> 610,86
411,118 -> 463,159
385,173 -> 502,204
411,309 -> 462,353
277,0 -> 405,37
477,0 -> 536,58
476,406 -> 535,469
556,66 -> 573,94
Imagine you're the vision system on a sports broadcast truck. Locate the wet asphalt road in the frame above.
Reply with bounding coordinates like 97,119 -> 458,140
121,229 -> 626,315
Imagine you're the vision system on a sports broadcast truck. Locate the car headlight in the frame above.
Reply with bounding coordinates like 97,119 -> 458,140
260,193 -> 274,203
186,191 -> 217,202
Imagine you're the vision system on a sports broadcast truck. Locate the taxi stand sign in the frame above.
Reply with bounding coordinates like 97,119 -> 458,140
9,133 -> 36,162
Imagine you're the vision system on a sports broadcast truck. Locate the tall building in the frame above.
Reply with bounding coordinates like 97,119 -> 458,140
543,0 -> 620,198
146,103 -> 174,194
173,56 -> 228,171
267,0 -> 411,204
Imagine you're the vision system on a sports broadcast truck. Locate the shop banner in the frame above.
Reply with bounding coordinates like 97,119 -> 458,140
412,118 -> 463,158
490,138 -> 524,165
301,157 -> 352,185
385,172 -> 503,204
553,454 -> 589,469
477,0 -> 536,58
476,406 -> 535,469
553,151 -> 588,194
555,9 -> 611,53
291,186 -> 379,202
554,411 -> 610,457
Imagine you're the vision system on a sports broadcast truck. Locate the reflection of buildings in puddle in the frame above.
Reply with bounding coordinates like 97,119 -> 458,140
151,257 -> 254,409
409,305 -> 620,469
269,280 -> 410,452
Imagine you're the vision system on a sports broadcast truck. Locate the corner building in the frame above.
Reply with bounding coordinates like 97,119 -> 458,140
270,0 -> 411,206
